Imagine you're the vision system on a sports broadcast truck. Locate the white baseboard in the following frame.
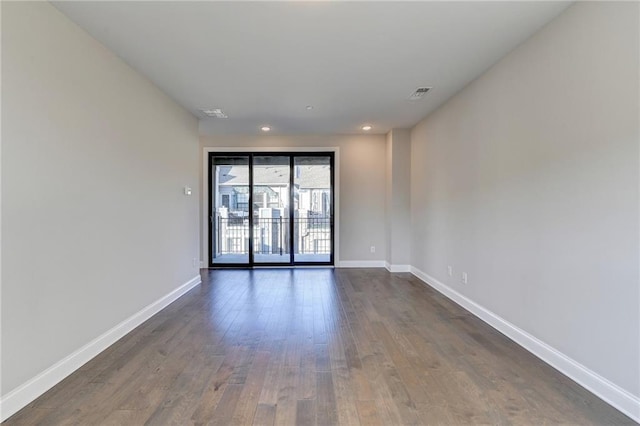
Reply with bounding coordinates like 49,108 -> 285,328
0,274 -> 202,422
410,266 -> 640,423
337,260 -> 386,268
385,262 -> 411,273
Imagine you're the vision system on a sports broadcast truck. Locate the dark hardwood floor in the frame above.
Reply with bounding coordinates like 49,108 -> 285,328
4,268 -> 635,425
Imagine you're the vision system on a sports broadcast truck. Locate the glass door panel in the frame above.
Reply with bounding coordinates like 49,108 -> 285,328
211,155 -> 250,265
252,156 -> 291,264
293,156 -> 333,263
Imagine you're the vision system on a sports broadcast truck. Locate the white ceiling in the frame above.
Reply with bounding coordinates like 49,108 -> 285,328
53,1 -> 570,135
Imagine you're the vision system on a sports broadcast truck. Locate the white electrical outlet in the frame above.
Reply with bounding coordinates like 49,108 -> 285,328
447,266 -> 453,277
462,272 -> 468,284
370,246 -> 376,253
192,258 -> 198,268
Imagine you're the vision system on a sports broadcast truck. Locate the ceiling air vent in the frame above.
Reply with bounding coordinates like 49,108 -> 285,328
408,87 -> 431,101
200,108 -> 228,118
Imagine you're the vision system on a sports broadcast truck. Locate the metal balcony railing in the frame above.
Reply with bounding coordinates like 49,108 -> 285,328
215,216 -> 331,256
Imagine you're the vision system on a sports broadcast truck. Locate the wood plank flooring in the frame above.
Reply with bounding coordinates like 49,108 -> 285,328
4,268 -> 635,425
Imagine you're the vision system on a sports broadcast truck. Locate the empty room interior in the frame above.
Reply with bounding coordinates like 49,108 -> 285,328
1,1 -> 639,425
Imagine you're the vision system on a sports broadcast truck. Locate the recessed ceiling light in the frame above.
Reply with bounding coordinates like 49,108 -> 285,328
362,125 -> 372,131
261,126 -> 271,132
306,105 -> 313,110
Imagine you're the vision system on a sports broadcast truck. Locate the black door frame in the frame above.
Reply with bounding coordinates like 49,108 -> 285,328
208,151 -> 335,268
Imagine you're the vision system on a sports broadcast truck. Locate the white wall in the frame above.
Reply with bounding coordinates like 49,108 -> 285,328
385,132 -> 393,263
200,134 -> 387,264
385,129 -> 411,269
1,0 -> 200,402
411,0 -> 639,402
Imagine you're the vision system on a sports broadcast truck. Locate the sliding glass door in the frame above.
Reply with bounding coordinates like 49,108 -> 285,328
210,155 -> 250,265
252,156 -> 291,264
293,156 -> 333,263
209,152 -> 334,267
